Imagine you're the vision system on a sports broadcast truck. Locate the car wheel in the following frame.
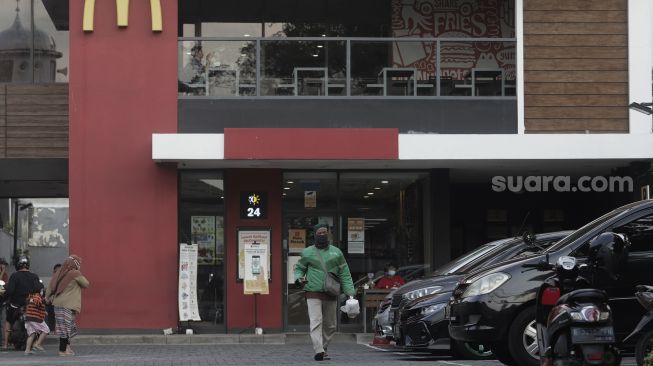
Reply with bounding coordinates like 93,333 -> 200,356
490,343 -> 517,366
507,306 -> 539,366
452,340 -> 493,360
636,329 -> 653,366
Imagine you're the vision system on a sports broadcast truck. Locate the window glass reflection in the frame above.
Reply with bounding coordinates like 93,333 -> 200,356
0,0 -> 68,83
0,0 -> 33,82
34,0 -> 68,83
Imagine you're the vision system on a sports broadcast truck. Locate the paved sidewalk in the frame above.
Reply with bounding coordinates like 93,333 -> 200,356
0,342 -> 637,366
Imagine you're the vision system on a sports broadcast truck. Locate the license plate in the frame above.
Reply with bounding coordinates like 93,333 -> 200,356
571,326 -> 615,344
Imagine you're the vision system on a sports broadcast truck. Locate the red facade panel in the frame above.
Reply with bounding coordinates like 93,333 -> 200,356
225,169 -> 283,330
224,128 -> 399,160
69,1 -> 179,328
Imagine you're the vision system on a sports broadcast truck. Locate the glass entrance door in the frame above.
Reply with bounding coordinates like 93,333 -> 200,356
179,172 -> 226,332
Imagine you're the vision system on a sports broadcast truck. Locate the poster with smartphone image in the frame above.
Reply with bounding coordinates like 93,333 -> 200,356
238,228 -> 271,294
243,241 -> 269,294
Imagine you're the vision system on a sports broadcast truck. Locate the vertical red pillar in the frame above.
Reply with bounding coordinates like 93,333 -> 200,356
69,1 -> 178,328
225,169 -> 283,331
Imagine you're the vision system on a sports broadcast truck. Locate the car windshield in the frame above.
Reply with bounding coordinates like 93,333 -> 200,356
544,205 -> 632,253
431,239 -> 510,276
452,240 -> 518,274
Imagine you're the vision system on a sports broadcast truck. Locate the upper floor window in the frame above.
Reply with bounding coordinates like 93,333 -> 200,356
178,0 -> 515,98
0,0 -> 69,83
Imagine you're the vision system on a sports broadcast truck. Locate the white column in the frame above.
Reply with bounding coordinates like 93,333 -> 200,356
629,0 -> 653,134
516,0 -> 525,134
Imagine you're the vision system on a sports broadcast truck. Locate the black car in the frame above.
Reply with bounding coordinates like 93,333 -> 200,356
390,231 -> 571,358
448,200 -> 653,366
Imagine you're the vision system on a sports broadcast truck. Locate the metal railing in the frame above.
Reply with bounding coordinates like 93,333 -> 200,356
178,37 -> 516,98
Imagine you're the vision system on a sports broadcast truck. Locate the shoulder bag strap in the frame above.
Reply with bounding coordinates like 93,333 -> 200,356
316,247 -> 329,274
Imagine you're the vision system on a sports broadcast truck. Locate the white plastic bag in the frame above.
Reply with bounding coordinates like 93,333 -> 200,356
340,298 -> 360,319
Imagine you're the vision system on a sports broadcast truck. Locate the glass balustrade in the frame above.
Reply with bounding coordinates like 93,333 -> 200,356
178,38 -> 516,98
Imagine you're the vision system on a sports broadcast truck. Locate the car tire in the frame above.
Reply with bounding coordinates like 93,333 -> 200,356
452,340 -> 493,360
507,306 -> 539,366
490,343 -> 517,366
636,329 -> 653,366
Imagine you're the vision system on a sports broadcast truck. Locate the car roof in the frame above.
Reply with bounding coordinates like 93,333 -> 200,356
461,201 -> 653,283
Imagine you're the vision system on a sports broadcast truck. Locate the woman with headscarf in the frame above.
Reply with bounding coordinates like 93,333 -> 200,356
46,255 -> 89,357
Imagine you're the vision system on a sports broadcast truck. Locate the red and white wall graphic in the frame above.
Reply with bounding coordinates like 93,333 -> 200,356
391,0 -> 515,80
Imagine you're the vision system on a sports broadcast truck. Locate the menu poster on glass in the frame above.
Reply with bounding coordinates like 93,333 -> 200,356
178,244 -> 201,321
304,191 -> 316,208
288,228 -> 306,253
191,216 -> 216,265
238,228 -> 271,281
287,255 -> 301,285
347,217 -> 365,254
243,241 -> 270,294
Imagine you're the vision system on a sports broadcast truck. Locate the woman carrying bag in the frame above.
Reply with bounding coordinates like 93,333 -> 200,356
46,255 -> 89,357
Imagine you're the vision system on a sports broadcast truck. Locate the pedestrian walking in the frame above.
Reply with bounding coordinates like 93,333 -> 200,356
46,255 -> 89,357
3,256 -> 40,349
294,224 -> 355,361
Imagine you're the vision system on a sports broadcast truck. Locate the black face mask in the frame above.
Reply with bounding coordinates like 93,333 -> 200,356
315,235 -> 329,248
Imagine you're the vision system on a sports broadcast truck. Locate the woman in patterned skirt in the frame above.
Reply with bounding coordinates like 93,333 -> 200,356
46,255 -> 89,356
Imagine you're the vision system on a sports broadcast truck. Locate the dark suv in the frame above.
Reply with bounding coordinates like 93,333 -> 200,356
448,200 -> 653,366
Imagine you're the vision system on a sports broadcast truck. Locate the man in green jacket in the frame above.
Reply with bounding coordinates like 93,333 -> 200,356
294,224 -> 355,361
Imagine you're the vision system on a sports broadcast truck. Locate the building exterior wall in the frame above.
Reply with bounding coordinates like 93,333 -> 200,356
58,0 -> 653,333
0,83 -> 68,158
69,1 -> 179,328
178,99 -> 518,134
523,0 -> 628,133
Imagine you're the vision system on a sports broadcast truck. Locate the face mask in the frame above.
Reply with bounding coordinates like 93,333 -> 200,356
315,235 -> 329,248
387,270 -> 396,277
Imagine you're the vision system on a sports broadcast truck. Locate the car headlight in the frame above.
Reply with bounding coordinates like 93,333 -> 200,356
420,302 -> 447,316
403,286 -> 443,301
461,272 -> 510,298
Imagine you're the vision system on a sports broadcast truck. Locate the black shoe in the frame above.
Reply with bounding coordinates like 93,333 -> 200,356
314,352 -> 324,361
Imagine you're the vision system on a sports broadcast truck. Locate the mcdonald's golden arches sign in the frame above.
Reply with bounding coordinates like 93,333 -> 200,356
83,0 -> 163,32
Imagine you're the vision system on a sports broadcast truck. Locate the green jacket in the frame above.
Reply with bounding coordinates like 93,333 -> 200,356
294,244 -> 355,296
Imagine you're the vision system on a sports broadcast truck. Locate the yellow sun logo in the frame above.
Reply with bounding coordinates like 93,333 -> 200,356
248,194 -> 261,205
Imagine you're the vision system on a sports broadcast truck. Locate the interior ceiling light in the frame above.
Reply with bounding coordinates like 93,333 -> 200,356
367,192 -> 374,195
283,187 -> 291,190
374,187 -> 381,190
363,195 -> 369,198
381,180 -> 389,184
287,180 -> 294,184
